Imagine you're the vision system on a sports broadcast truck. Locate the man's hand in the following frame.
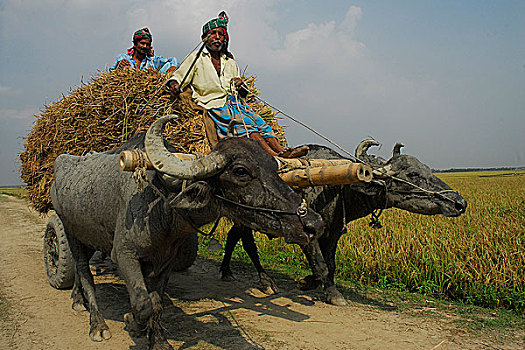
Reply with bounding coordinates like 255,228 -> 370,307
167,80 -> 180,98
232,77 -> 244,88
232,77 -> 249,98
116,59 -> 131,69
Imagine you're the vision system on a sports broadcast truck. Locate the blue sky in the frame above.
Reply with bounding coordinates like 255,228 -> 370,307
1,0 -> 524,185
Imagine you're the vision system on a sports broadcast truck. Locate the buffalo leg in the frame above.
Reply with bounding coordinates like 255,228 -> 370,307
239,226 -> 278,294
302,239 -> 347,306
67,234 -> 111,341
221,225 -> 278,294
219,225 -> 243,281
71,271 -> 87,311
318,229 -> 347,306
113,249 -> 152,331
123,261 -> 173,349
115,247 -> 174,350
145,260 -> 177,350
318,228 -> 345,290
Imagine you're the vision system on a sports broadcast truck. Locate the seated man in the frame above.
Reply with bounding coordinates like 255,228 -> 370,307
110,27 -> 178,74
166,12 -> 308,158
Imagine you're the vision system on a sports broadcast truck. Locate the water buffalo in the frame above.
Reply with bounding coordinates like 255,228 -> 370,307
219,140 -> 467,306
50,115 -> 323,349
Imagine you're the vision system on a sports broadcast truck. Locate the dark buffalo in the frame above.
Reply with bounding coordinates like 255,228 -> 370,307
50,115 -> 323,349
220,140 -> 467,305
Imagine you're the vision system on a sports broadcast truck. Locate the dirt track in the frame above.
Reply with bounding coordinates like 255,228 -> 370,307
0,194 -> 521,349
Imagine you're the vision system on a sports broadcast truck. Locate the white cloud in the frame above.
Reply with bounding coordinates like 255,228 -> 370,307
253,5 -> 366,69
0,85 -> 21,96
0,107 -> 38,123
339,5 -> 362,34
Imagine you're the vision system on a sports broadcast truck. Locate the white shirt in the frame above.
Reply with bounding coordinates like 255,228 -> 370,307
167,47 -> 240,109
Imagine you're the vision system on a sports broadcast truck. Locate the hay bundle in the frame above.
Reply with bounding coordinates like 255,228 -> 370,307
20,68 -> 286,213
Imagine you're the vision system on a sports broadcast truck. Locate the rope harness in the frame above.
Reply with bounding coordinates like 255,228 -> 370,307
215,193 -> 308,218
131,161 -> 309,237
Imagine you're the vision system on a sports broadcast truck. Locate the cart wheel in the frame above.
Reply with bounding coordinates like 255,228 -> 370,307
172,232 -> 198,272
43,213 -> 74,289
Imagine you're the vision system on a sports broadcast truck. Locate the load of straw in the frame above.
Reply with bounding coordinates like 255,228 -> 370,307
20,68 -> 287,213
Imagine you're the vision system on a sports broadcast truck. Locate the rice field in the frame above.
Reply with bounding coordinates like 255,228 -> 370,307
206,170 -> 525,311
336,171 -> 525,310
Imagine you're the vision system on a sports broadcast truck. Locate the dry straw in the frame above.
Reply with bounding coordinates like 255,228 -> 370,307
20,68 -> 286,213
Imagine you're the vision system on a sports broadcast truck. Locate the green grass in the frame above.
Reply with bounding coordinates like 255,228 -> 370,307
0,187 -> 27,199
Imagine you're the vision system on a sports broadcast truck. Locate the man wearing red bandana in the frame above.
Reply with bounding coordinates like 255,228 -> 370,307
110,27 -> 178,74
167,12 -> 308,158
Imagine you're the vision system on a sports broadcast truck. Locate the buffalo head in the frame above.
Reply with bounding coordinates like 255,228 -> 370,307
145,115 -> 323,245
355,139 -> 467,217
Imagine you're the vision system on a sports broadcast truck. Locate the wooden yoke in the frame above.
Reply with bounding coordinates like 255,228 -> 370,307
279,163 -> 372,187
119,150 -> 195,171
119,149 -> 373,187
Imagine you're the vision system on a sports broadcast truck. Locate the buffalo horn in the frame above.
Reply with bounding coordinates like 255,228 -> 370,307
355,139 -> 380,159
372,164 -> 396,177
145,115 -> 227,179
393,142 -> 405,157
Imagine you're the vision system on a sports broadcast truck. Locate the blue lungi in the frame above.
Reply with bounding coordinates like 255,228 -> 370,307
208,96 -> 276,139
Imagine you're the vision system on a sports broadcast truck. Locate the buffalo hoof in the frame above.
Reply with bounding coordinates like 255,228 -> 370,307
258,272 -> 278,295
324,286 -> 348,306
89,321 -> 111,342
71,285 -> 86,312
72,300 -> 87,312
150,340 -> 173,350
124,312 -> 147,337
220,268 -> 237,282
297,275 -> 322,291
149,333 -> 173,350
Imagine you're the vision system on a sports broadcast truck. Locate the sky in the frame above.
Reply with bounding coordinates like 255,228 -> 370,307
1,0 -> 524,185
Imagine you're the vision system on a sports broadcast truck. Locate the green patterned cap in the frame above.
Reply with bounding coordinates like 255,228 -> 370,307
202,11 -> 228,35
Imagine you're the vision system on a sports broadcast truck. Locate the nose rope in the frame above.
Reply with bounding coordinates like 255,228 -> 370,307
388,183 -> 459,203
214,193 -> 308,218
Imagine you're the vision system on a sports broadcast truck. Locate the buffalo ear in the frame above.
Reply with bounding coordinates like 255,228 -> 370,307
169,181 -> 214,210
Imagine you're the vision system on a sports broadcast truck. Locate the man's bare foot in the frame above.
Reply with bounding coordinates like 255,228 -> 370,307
278,145 -> 309,158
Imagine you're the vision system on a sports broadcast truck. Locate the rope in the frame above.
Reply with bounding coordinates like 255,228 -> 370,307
132,54 -> 459,208
132,150 -> 148,192
247,89 -> 359,162
229,79 -> 250,137
215,194 -> 308,218
240,82 -> 460,205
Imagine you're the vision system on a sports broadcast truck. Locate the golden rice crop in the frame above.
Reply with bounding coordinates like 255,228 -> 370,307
337,171 -> 524,310
210,171 -> 525,311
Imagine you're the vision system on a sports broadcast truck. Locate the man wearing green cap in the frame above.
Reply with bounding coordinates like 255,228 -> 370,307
110,27 -> 178,73
167,12 -> 308,158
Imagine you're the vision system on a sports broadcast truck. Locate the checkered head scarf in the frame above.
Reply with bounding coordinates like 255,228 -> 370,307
129,27 -> 154,57
201,11 -> 233,58
133,27 -> 152,42
202,11 -> 229,36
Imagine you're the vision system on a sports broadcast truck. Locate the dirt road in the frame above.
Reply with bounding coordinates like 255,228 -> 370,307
0,194 -> 520,349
